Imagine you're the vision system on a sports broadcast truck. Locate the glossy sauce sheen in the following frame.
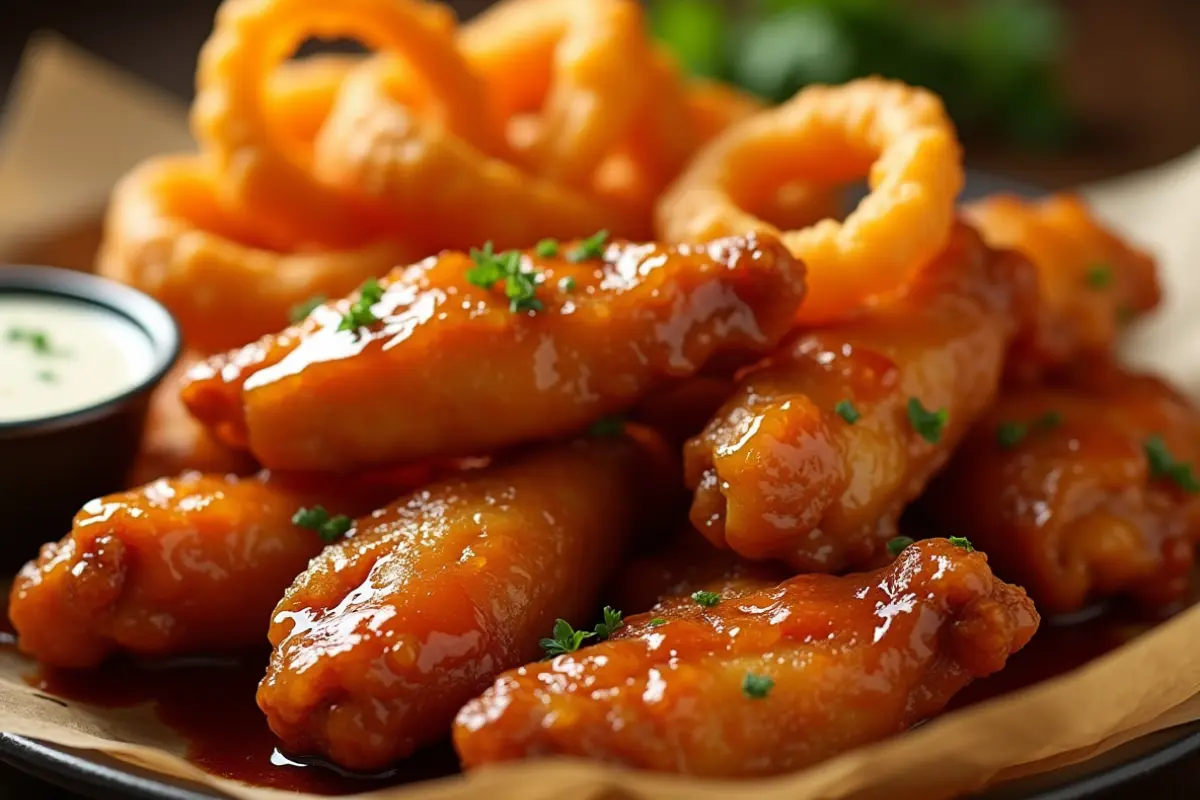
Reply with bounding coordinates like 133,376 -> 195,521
926,367 -> 1200,614
181,234 -> 804,471
7,470 -> 407,669
684,222 -> 1036,571
0,295 -> 155,423
454,540 -> 1039,777
257,433 -> 676,771
4,585 -> 1190,792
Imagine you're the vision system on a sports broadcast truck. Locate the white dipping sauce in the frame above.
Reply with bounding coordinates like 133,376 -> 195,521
0,294 -> 156,423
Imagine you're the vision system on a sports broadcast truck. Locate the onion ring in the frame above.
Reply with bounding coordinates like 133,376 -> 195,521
98,155 -> 415,352
193,0 -> 503,250
460,0 -> 653,188
657,78 -> 965,324
312,56 -> 639,252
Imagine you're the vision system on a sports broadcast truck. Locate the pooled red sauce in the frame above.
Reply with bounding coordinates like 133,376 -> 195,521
25,655 -> 457,795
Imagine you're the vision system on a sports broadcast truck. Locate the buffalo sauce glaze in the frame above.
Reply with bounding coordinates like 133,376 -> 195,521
0,584 -> 1194,790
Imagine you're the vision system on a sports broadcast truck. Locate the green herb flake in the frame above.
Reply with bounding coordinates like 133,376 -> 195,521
567,229 -> 609,263
588,416 -> 625,437
540,618 -> 595,658
1036,410 -> 1063,430
886,536 -> 915,558
1143,435 -> 1200,494
558,276 -> 577,293
289,294 -> 326,323
742,672 -> 774,699
467,242 -> 544,313
996,421 -> 1027,449
949,536 -> 975,552
6,327 -> 61,356
907,398 -> 948,444
1085,264 -> 1113,289
649,617 -> 667,627
593,606 -> 624,640
536,238 -> 560,258
337,278 -> 385,335
292,506 -> 354,544
35,370 -> 57,383
834,399 -> 860,424
691,590 -> 721,608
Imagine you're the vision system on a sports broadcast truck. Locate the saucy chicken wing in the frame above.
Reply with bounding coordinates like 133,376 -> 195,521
257,430 -> 676,771
455,538 -> 1039,776
965,193 -> 1160,382
128,351 -> 258,485
925,367 -> 1200,614
8,470 -> 407,669
684,222 -> 1034,571
182,234 -> 804,471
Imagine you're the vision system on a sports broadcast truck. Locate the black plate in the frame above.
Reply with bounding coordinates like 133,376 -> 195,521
3,723 -> 1200,800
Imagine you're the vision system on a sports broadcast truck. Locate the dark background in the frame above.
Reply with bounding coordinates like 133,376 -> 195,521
1,0 -> 1199,797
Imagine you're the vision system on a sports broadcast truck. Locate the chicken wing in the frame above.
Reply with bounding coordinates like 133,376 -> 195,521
127,351 -> 258,485
684,222 -> 1034,571
924,366 -> 1200,614
256,429 -> 676,771
8,470 -> 409,669
182,234 -> 804,472
965,193 -> 1160,382
454,538 -> 1039,776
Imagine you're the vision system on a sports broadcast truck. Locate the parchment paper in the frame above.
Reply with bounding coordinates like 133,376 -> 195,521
2,36 -> 1200,800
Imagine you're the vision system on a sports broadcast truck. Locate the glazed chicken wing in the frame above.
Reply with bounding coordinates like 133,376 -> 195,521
924,367 -> 1200,614
257,430 -> 676,771
455,539 -> 1039,776
8,470 -> 407,669
183,234 -> 804,472
965,193 -> 1160,382
684,222 -> 1034,571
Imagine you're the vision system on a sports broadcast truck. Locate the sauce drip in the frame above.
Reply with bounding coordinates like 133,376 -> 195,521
2,596 -> 1190,793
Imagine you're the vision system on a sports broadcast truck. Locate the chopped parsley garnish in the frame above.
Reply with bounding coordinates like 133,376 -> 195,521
691,590 -> 721,608
337,278 -> 384,335
466,241 -> 543,313
593,606 -> 623,640
1143,435 -> 1200,493
558,276 -> 577,293
834,399 -> 860,424
289,294 -> 326,323
1036,410 -> 1063,430
7,327 -> 62,356
996,421 -> 1028,449
949,536 -> 975,552
907,397 -> 948,444
588,415 -> 625,437
292,506 -> 354,543
35,370 -> 57,383
649,617 -> 667,627
567,229 -> 609,263
742,673 -> 774,699
886,536 -> 915,558
536,238 -> 560,258
540,618 -> 594,657
1085,263 -> 1113,289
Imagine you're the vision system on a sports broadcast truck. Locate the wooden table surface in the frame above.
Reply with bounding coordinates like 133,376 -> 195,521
0,0 -> 1198,797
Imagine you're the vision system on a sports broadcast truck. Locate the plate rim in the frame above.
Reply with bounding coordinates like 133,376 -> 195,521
3,723 -> 1200,800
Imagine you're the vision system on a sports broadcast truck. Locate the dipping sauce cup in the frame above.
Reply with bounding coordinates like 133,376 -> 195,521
0,266 -> 180,566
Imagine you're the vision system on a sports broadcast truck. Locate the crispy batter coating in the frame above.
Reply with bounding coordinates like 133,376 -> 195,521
8,471 -> 404,669
925,367 -> 1200,614
454,539 -> 1039,776
128,351 -> 258,485
257,432 -> 675,771
183,234 -> 805,472
608,525 -> 791,616
684,222 -> 1035,571
965,193 -> 1161,382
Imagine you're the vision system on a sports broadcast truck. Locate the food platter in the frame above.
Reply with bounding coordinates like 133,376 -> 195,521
4,723 -> 1200,800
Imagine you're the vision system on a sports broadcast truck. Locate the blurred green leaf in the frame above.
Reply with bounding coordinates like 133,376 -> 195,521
733,7 -> 857,100
650,0 -> 729,79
